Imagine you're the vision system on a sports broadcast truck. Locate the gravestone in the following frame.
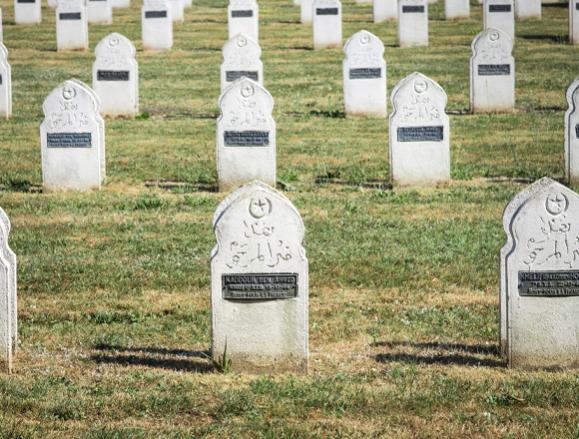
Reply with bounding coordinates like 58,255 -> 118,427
398,0 -> 428,47
221,34 -> 263,93
211,181 -> 308,373
183,0 -> 192,8
0,44 -> 12,119
343,30 -> 386,117
93,33 -> 139,117
565,78 -> 579,184
111,0 -> 129,8
389,72 -> 450,186
168,0 -> 184,23
87,0 -> 112,24
373,0 -> 397,22
515,0 -> 540,18
0,208 -> 17,373
40,80 -> 105,191
301,0 -> 313,23
228,0 -> 259,42
56,0 -> 89,51
483,0 -> 515,40
470,28 -> 515,113
216,78 -> 276,192
0,9 -> 3,42
571,0 -> 579,44
445,0 -> 469,19
14,0 -> 41,24
312,0 -> 342,50
142,0 -> 173,51
500,177 -> 579,369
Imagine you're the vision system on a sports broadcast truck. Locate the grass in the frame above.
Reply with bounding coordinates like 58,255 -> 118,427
0,0 -> 578,437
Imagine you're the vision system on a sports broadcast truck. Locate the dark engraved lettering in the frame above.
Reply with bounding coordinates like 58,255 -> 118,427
478,64 -> 511,76
397,126 -> 444,142
223,273 -> 298,300
316,7 -> 339,15
59,12 -> 82,20
349,68 -> 382,80
575,124 -> 579,139
97,70 -> 130,81
145,10 -> 167,18
231,9 -> 253,17
489,4 -> 511,12
0,75 -> 2,86
402,5 -> 425,13
576,2 -> 579,10
47,132 -> 92,148
519,271 -> 579,297
226,70 -> 259,82
224,131 -> 270,147
16,0 -> 36,3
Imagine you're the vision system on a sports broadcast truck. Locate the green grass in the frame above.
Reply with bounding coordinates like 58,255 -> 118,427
0,0 -> 578,437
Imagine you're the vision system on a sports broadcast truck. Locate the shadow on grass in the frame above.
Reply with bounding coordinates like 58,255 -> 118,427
543,2 -> 568,8
144,180 -> 218,193
92,344 -> 215,373
519,34 -> 567,43
315,176 -> 392,190
308,110 -> 346,118
374,340 -> 505,368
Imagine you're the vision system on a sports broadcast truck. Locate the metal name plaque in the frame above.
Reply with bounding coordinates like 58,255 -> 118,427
576,2 -> 579,10
402,5 -> 425,13
97,70 -> 130,81
397,126 -> 444,142
17,0 -> 36,3
0,75 -> 2,86
349,68 -> 382,80
518,271 -> 579,297
316,8 -> 339,15
47,132 -> 92,148
224,130 -> 270,147
231,10 -> 253,17
575,124 -> 579,139
489,4 -> 511,12
145,10 -> 167,18
59,12 -> 82,20
222,273 -> 298,300
226,70 -> 259,82
478,64 -> 511,76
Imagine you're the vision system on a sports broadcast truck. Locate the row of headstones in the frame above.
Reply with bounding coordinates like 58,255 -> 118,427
2,176 -> 577,373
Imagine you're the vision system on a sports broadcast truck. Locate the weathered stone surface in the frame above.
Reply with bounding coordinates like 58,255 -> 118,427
445,0 -> 469,19
398,0 -> 428,47
92,33 -> 139,117
211,181 -> 308,373
389,72 -> 450,186
216,78 -> 275,191
228,0 -> 259,42
301,0 -> 313,23
343,30 -> 386,117
0,44 -> 12,119
15,0 -> 41,24
87,0 -> 112,24
571,0 -> 579,44
221,34 -> 263,93
56,0 -> 89,51
167,0 -> 184,22
470,28 -> 515,113
312,0 -> 342,49
111,0 -> 129,8
142,0 -> 173,51
565,78 -> 579,184
0,207 -> 17,373
500,177 -> 579,369
373,0 -> 397,22
515,0 -> 540,18
483,0 -> 515,40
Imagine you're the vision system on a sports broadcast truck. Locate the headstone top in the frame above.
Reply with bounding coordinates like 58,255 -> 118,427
57,0 -> 84,10
43,79 -> 100,122
223,34 -> 261,61
391,72 -> 447,124
566,77 -> 579,110
472,27 -> 513,60
143,0 -> 166,6
229,0 -> 256,7
219,77 -> 274,121
343,30 -> 384,60
95,32 -> 136,58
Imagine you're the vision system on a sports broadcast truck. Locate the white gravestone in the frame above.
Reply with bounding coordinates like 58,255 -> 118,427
14,0 -> 41,24
500,177 -> 579,369
228,0 -> 259,42
0,44 -> 12,119
87,0 -> 112,24
93,33 -> 139,117
111,0 -> 129,8
301,0 -> 313,23
0,208 -> 17,373
142,0 -> 173,51
216,78 -> 276,192
445,0 -> 469,19
398,0 -> 428,47
211,181 -> 309,373
389,72 -> 450,186
183,0 -> 192,8
515,0 -> 540,18
168,0 -> 184,23
570,0 -> 579,44
483,0 -> 515,41
40,80 -> 104,192
565,78 -> 579,184
0,9 -> 3,42
221,34 -> 263,94
56,0 -> 89,51
373,0 -> 397,22
343,30 -> 387,117
294,0 -> 300,5
312,0 -> 342,50
470,28 -> 515,113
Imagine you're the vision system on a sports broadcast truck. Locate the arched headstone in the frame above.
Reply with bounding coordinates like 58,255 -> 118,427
373,0 -> 397,23
211,181 -> 309,373
0,207 -> 17,373
470,28 -> 515,113
500,177 -> 579,369
342,30 -> 387,117
398,0 -> 428,47
565,78 -> 579,184
389,72 -> 450,186
93,33 -> 139,117
87,0 -> 112,24
40,80 -> 105,191
444,0 -> 469,19
228,0 -> 259,42
221,34 -> 263,94
483,0 -> 515,40
0,44 -> 12,119
56,0 -> 89,51
142,0 -> 173,51
312,0 -> 342,50
15,0 -> 41,24
216,78 -> 276,191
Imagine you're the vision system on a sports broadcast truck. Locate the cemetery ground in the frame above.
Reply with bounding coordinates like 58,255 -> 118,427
0,0 -> 578,437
